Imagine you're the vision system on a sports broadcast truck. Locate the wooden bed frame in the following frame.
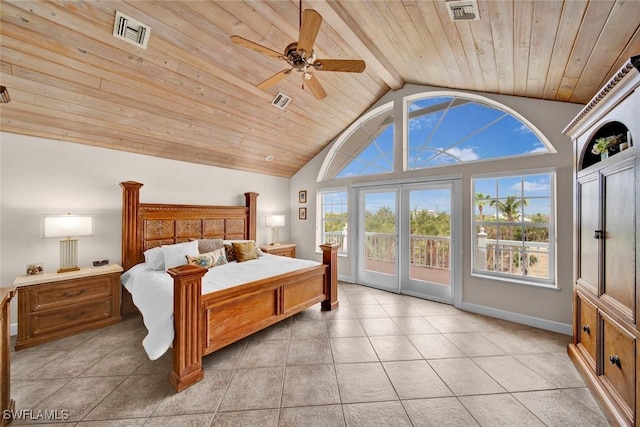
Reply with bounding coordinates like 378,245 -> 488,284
120,181 -> 339,392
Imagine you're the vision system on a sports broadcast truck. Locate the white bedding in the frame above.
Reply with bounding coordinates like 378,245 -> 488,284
121,254 -> 321,360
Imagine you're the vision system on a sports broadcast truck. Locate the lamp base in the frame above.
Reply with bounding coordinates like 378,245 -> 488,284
58,266 -> 80,274
59,239 -> 79,274
271,227 -> 280,246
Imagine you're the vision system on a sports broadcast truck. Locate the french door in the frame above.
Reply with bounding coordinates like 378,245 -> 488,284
356,180 -> 459,304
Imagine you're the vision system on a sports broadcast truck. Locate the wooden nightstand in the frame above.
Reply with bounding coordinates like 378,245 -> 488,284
14,264 -> 123,350
259,243 -> 296,258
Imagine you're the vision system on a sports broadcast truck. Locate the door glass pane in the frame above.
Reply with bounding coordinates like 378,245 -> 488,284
364,192 -> 396,276
409,189 -> 451,285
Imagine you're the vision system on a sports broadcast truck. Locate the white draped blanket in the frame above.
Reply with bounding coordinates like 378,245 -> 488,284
121,254 -> 320,360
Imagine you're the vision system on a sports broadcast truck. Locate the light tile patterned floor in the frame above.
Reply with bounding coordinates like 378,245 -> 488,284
10,283 -> 610,426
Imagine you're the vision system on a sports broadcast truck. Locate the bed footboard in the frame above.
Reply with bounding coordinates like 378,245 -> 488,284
167,264 -> 207,392
167,243 -> 339,392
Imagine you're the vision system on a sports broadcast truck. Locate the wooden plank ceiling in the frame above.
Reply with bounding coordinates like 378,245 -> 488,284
1,0 -> 638,178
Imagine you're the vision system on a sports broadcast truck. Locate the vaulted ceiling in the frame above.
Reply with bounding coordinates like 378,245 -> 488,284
1,1 -> 638,177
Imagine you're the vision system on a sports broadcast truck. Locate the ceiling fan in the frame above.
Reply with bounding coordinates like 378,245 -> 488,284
230,6 -> 366,100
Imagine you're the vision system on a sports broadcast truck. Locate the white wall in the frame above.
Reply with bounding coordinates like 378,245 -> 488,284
291,84 -> 583,334
1,133 -> 291,326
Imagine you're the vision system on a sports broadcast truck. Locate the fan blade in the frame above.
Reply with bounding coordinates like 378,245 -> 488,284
305,74 -> 327,99
313,59 -> 366,73
257,69 -> 291,89
298,10 -> 322,55
230,35 -> 282,59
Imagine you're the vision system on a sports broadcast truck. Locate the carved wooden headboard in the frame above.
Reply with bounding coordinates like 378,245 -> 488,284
120,181 -> 258,271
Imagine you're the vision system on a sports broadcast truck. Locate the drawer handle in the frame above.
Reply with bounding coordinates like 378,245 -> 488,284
64,311 -> 86,321
582,325 -> 590,334
63,289 -> 85,297
609,354 -> 621,368
594,230 -> 603,239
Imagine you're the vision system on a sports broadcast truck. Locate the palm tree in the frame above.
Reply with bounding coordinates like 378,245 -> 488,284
490,195 -> 527,223
475,192 -> 491,221
489,195 -> 528,272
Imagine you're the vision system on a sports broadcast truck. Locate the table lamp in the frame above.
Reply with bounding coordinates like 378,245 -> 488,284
265,214 -> 285,245
43,214 -> 93,273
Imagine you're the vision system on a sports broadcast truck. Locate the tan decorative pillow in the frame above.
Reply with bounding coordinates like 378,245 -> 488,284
189,238 -> 224,254
186,247 -> 228,268
232,241 -> 258,262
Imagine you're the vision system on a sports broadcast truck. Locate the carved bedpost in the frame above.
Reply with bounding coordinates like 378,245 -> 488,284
120,181 -> 143,271
320,243 -> 340,311
167,264 -> 207,392
245,192 -> 259,241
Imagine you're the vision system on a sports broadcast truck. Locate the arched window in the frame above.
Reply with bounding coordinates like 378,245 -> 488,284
319,103 -> 394,180
406,94 -> 552,170
318,91 -> 552,181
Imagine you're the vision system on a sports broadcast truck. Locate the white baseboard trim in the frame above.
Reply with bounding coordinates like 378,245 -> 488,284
338,274 -> 354,283
10,322 -> 17,336
461,302 -> 572,336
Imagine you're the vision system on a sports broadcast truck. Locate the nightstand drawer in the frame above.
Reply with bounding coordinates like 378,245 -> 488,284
259,243 -> 296,258
30,276 -> 113,311
31,298 -> 113,337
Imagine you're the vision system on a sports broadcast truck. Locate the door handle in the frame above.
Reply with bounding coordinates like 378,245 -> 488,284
593,230 -> 603,239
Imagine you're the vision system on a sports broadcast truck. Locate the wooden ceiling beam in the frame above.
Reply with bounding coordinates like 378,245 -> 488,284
307,0 -> 404,91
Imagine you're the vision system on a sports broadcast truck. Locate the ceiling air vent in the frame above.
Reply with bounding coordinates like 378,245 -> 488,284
445,0 -> 480,22
113,11 -> 150,49
271,92 -> 292,110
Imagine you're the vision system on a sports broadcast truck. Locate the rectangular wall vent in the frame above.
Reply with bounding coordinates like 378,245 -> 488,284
113,11 -> 150,49
271,92 -> 292,110
445,0 -> 480,22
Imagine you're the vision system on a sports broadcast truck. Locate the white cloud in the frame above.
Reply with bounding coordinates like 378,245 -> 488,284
511,180 -> 549,192
444,146 -> 480,161
527,144 -> 548,154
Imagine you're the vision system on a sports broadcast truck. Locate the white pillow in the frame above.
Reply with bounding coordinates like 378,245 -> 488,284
143,247 -> 165,271
162,241 -> 199,270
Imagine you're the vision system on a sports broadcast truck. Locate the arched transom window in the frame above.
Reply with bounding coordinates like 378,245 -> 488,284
318,92 -> 553,181
406,94 -> 552,170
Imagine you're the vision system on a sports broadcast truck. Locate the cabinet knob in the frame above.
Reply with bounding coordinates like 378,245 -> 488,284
609,354 -> 621,368
593,230 -> 603,239
582,325 -> 590,334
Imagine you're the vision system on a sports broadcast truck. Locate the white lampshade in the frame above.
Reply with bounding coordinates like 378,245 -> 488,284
43,214 -> 94,238
43,214 -> 93,273
265,214 -> 285,228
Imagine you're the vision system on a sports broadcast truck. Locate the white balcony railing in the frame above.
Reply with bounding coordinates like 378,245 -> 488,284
323,230 -> 548,278
362,232 -> 450,270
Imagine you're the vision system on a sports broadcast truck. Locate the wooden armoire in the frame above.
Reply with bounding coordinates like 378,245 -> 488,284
563,55 -> 639,427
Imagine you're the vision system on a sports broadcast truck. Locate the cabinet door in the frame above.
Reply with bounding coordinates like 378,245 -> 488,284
602,162 -> 636,321
577,173 -> 600,292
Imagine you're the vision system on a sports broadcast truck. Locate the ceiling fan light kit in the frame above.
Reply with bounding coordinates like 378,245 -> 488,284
230,8 -> 366,100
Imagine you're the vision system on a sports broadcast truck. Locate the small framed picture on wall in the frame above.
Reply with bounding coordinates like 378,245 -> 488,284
298,207 -> 307,220
299,190 -> 307,204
